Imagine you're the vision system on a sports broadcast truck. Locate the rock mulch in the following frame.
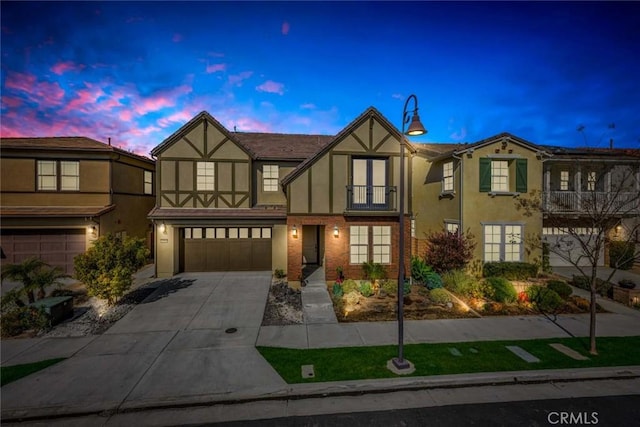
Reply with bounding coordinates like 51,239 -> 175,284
262,280 -> 303,326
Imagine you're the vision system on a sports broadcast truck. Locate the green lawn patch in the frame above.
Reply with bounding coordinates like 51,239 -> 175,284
1,358 -> 66,387
257,336 -> 640,383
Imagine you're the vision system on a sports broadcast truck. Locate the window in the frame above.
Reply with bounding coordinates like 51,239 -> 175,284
411,219 -> 416,238
442,161 -> 454,192
491,160 -> 509,192
372,226 -> 391,264
560,170 -> 569,191
60,161 -> 79,191
196,162 -> 215,191
263,165 -> 279,192
483,224 -> 523,262
144,170 -> 153,194
351,158 -> 388,208
445,222 -> 459,234
587,171 -> 596,191
349,226 -> 369,264
479,158 -> 527,193
37,160 -> 57,190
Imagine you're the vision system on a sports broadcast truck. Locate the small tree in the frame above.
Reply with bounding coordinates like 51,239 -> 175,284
423,229 -> 476,274
74,234 -> 149,305
1,257 -> 47,303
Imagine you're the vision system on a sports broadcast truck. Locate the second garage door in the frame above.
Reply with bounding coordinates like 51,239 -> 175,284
183,227 -> 272,272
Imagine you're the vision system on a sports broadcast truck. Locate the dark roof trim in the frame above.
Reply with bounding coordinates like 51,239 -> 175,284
428,132 -> 551,162
0,205 -> 116,218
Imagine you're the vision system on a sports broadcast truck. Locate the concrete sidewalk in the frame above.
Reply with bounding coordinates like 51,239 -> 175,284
2,270 -> 640,423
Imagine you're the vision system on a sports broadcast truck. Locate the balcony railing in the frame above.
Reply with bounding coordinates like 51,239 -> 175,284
543,191 -> 639,214
346,185 -> 396,211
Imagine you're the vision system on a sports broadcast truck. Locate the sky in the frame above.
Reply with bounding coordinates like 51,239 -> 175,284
1,1 -> 639,156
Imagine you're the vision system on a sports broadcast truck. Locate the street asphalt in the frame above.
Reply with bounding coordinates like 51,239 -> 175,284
1,268 -> 640,424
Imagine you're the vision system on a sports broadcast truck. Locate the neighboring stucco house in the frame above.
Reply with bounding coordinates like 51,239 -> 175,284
412,133 -> 549,267
0,137 -> 156,274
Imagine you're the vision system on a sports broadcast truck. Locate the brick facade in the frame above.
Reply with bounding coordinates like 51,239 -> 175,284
287,215 -> 412,284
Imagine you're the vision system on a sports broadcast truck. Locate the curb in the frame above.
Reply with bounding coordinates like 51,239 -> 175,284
3,366 -> 639,423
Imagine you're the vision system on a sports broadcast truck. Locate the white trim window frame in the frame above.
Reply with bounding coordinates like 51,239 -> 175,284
349,225 -> 369,264
144,170 -> 153,195
559,170 -> 570,191
37,160 -> 58,191
491,160 -> 509,192
263,165 -> 279,192
372,226 -> 391,264
445,221 -> 460,234
196,161 -> 215,191
442,161 -> 454,193
483,223 -> 523,262
60,161 -> 79,191
587,171 -> 597,191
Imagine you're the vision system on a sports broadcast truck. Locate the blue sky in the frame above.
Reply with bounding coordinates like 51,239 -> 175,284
1,1 -> 639,155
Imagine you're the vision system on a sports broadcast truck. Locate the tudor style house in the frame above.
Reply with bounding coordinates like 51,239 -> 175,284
149,107 -> 639,282
0,137 -> 156,274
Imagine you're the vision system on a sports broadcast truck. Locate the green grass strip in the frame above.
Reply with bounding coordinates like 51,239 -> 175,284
257,336 -> 640,384
1,358 -> 66,387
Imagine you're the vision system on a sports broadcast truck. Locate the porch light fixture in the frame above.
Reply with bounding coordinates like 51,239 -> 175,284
292,225 -> 298,238
159,222 -> 167,234
333,225 -> 339,238
392,94 -> 427,374
88,225 -> 97,236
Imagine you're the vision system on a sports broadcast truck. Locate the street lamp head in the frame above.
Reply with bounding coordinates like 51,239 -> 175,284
406,112 -> 427,136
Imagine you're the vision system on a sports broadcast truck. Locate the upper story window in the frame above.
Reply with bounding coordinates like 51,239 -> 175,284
37,160 -> 57,190
263,165 -> 279,192
144,170 -> 153,195
196,162 -> 215,191
560,170 -> 570,191
37,160 -> 79,191
479,158 -> 527,194
60,161 -> 79,191
442,161 -> 454,192
587,171 -> 597,191
351,157 -> 388,208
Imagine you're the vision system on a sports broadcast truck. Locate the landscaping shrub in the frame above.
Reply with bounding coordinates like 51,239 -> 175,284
574,296 -> 590,311
424,272 -> 443,290
380,280 -> 397,296
359,281 -> 374,297
332,282 -> 343,298
274,269 -> 286,279
423,229 -> 476,273
429,288 -> 451,304
526,285 -> 564,312
483,262 -> 538,280
618,279 -> 636,290
442,270 -> 486,299
410,257 -> 432,285
609,241 -> 635,270
362,261 -> 386,282
1,306 -> 49,337
342,279 -> 359,294
403,279 -> 411,296
546,280 -> 572,299
484,277 -> 517,303
74,234 -> 148,305
571,275 -> 614,297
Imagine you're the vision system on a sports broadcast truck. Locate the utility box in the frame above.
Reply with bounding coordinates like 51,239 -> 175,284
29,296 -> 74,326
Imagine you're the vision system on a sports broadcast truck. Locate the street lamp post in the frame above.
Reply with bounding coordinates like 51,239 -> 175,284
391,94 -> 427,372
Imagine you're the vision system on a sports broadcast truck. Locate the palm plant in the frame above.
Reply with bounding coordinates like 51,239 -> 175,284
0,257 -> 66,303
32,265 -> 69,299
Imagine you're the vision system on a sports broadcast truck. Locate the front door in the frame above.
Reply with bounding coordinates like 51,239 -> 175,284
302,225 -> 318,264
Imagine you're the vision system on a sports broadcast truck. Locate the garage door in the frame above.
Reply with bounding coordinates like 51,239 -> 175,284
183,227 -> 272,272
543,228 -> 604,267
0,229 -> 86,275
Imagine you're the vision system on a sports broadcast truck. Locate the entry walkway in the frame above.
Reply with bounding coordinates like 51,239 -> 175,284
300,265 -> 337,324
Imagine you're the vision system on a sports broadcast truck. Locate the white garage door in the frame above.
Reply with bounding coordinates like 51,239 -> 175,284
543,228 -> 604,267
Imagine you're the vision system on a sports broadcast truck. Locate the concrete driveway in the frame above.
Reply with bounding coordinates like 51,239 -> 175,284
1,271 -> 287,418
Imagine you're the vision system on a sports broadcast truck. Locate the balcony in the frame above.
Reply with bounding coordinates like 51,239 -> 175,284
543,191 -> 639,214
346,185 -> 396,211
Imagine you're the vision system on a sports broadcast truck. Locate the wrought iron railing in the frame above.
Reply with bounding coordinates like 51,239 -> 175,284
346,185 -> 396,210
543,191 -> 639,213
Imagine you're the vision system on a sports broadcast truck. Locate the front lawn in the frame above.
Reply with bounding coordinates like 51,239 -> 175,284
257,336 -> 640,383
1,358 -> 66,386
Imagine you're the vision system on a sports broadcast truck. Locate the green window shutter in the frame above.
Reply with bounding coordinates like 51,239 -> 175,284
479,158 -> 491,192
516,159 -> 528,193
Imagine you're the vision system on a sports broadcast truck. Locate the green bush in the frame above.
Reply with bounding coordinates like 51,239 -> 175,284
1,306 -> 49,337
483,262 -> 538,280
342,279 -> 359,294
609,241 -> 635,270
362,261 -> 387,281
526,285 -> 564,312
74,234 -> 149,305
429,288 -> 452,304
410,257 -> 432,285
571,275 -> 613,297
546,280 -> 572,299
359,281 -> 374,297
442,270 -> 487,299
424,272 -> 443,290
274,269 -> 286,279
332,282 -> 343,297
484,277 -> 517,303
380,280 -> 397,296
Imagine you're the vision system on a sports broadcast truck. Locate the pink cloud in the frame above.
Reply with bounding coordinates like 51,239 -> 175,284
1,96 -> 23,109
231,117 -> 273,133
228,71 -> 253,86
282,21 -> 290,35
119,110 -> 133,122
172,33 -> 183,43
208,51 -> 225,57
4,72 -> 65,106
157,110 -> 198,128
206,63 -> 226,73
51,61 -> 84,75
256,80 -> 284,95
134,84 -> 193,115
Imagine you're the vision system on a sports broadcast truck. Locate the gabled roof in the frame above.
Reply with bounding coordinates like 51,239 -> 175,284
0,137 -> 154,163
281,106 -> 414,186
233,132 -> 334,161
